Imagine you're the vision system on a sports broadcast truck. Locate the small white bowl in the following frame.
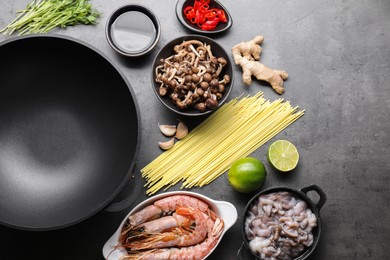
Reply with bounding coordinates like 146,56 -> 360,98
102,191 -> 238,259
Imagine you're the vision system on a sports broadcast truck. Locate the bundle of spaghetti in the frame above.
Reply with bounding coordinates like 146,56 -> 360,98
141,92 -> 304,195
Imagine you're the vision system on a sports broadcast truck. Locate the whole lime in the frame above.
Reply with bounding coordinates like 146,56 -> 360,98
228,157 -> 267,193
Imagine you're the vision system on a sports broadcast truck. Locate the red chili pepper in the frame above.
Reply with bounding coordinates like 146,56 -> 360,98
184,6 -> 193,14
204,18 -> 219,26
216,9 -> 227,23
184,6 -> 196,19
205,11 -> 216,19
200,25 -> 212,30
193,0 -> 202,10
201,18 -> 219,30
195,9 -> 206,24
183,0 -> 227,31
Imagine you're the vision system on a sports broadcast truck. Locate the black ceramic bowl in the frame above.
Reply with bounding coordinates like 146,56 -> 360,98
152,35 -> 233,116
241,185 -> 327,260
106,5 -> 160,57
175,0 -> 233,34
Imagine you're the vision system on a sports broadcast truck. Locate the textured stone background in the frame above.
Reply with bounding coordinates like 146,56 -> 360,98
0,0 -> 389,259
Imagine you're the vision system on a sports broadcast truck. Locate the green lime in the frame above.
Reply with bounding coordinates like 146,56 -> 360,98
228,157 -> 267,193
267,140 -> 299,172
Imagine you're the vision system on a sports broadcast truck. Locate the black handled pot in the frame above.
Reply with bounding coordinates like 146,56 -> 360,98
238,184 -> 327,260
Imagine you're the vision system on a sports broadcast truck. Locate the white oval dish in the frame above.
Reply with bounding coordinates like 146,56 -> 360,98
102,191 -> 238,259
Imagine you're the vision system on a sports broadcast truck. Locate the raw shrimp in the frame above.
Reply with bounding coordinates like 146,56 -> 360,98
128,195 -> 209,227
121,215 -> 224,260
123,207 -> 208,250
154,195 -> 209,213
129,214 -> 194,235
121,195 -> 210,244
128,205 -> 162,227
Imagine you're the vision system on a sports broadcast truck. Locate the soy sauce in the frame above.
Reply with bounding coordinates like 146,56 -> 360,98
111,11 -> 156,54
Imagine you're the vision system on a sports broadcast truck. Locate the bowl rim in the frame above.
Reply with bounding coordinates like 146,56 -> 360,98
105,4 -> 161,57
151,34 -> 234,116
102,190 -> 237,260
175,0 -> 233,34
241,185 -> 326,260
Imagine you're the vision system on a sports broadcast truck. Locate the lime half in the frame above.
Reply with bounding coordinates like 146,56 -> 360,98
268,140 -> 299,172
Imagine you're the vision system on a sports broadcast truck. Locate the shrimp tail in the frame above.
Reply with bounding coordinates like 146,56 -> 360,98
125,232 -> 177,250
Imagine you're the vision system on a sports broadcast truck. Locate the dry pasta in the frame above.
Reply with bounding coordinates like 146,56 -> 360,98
141,92 -> 304,195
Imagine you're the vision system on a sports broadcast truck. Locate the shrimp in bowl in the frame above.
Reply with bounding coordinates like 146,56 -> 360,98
102,191 -> 237,260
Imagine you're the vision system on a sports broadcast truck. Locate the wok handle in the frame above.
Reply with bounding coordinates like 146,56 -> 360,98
301,184 -> 327,211
236,242 -> 245,260
237,241 -> 255,260
105,166 -> 142,212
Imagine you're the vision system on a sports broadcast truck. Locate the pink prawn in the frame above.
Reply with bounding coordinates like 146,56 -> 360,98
128,195 -> 209,226
129,213 -> 194,235
123,207 -> 208,250
121,214 -> 224,260
121,195 -> 209,243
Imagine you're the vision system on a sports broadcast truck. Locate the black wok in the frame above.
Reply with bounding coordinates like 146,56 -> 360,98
0,35 -> 140,230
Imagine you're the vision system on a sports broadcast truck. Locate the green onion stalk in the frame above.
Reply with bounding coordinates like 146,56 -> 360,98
0,0 -> 100,35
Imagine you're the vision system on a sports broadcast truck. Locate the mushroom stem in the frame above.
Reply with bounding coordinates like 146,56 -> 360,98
189,44 -> 201,58
168,68 -> 177,81
183,90 -> 193,104
214,64 -> 223,77
205,44 -> 215,60
174,40 -> 204,53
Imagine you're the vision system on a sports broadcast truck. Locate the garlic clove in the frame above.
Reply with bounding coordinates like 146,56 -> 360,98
159,124 -> 176,137
159,138 -> 175,150
176,121 -> 188,140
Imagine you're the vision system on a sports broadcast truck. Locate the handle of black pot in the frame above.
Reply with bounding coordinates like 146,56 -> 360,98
237,242 -> 246,260
104,164 -> 143,212
301,184 -> 327,211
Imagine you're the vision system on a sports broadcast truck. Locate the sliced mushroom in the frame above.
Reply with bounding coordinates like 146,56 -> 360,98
168,68 -> 177,81
217,57 -> 227,67
206,98 -> 218,109
159,85 -> 167,96
188,44 -> 201,58
213,63 -> 223,77
173,40 -> 204,53
195,102 -> 206,112
156,39 -> 229,112
219,74 -> 231,84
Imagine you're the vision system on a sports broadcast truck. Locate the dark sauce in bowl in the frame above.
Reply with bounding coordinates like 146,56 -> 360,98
106,5 -> 160,57
110,11 -> 156,54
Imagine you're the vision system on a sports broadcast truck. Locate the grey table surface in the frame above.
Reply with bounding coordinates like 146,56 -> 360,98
0,0 -> 389,259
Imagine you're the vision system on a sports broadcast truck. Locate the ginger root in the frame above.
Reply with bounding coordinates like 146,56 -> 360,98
232,35 -> 288,94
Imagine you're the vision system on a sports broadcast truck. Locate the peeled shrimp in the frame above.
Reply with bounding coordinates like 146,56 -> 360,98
121,214 -> 224,260
124,207 -> 208,250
